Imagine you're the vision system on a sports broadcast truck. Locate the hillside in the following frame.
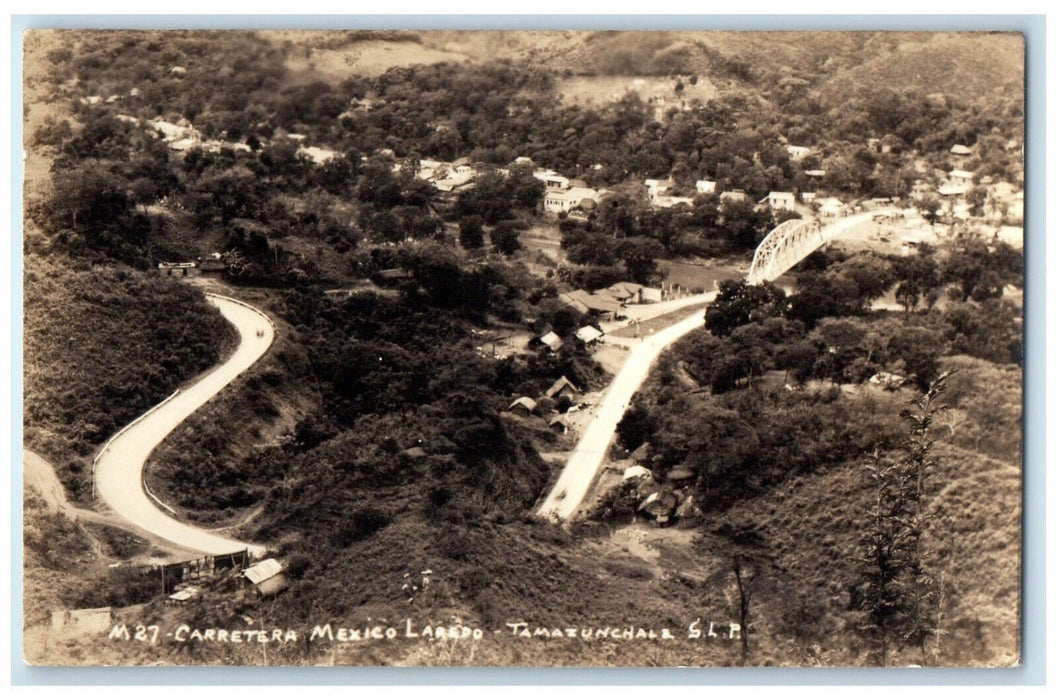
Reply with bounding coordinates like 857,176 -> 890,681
818,32 -> 1024,104
262,30 -> 1024,111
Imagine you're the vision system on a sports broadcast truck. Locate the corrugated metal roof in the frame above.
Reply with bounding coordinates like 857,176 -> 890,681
509,397 -> 538,412
576,326 -> 604,343
557,293 -> 590,315
538,331 -> 564,351
623,465 -> 652,482
545,376 -> 580,398
243,558 -> 282,584
169,586 -> 200,601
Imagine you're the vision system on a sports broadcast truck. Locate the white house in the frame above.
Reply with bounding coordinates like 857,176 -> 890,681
654,195 -> 695,209
786,145 -> 811,160
534,169 -> 570,190
544,187 -> 600,213
299,146 -> 338,164
766,191 -> 796,211
417,159 -> 444,179
817,197 -> 847,217
948,169 -> 974,187
695,180 -> 717,194
950,144 -> 973,156
719,190 -> 749,205
644,178 -> 674,201
804,169 -> 827,178
575,325 -> 604,345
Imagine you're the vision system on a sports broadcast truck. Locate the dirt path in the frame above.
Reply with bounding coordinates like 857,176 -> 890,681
93,294 -> 273,557
23,449 -> 77,518
23,449 -> 203,563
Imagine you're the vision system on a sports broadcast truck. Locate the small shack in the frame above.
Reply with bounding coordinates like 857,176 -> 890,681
638,491 -> 679,525
548,413 -> 572,435
168,586 -> 200,605
158,261 -> 199,278
622,465 -> 652,483
508,397 -> 538,416
576,325 -> 604,346
545,376 -> 580,401
531,331 -> 564,353
243,558 -> 288,598
605,282 -> 644,304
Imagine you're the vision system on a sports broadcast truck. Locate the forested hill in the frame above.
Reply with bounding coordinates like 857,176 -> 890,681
271,30 -> 1024,103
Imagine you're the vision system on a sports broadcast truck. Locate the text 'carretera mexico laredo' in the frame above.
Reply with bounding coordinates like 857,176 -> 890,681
106,618 -> 743,645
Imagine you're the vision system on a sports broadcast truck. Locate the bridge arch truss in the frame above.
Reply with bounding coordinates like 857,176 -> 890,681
746,218 -> 824,285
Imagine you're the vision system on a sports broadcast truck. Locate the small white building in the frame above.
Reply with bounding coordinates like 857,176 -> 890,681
534,331 -> 564,353
575,325 -> 604,345
719,190 -> 748,205
786,145 -> 811,160
544,187 -> 600,213
509,397 -> 538,415
817,197 -> 847,217
950,144 -> 973,156
654,195 -> 695,209
534,169 -> 570,190
644,178 -> 674,201
695,180 -> 717,194
766,191 -> 796,211
299,146 -> 338,164
243,558 -> 288,597
948,169 -> 974,187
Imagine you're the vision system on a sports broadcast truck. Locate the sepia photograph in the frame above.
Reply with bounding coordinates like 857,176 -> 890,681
19,25 -> 1026,669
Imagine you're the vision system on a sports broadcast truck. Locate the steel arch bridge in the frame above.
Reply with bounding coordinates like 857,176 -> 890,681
746,209 -> 901,285
746,218 -> 824,284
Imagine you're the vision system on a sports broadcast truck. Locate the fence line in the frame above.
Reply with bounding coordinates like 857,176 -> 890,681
205,292 -> 277,333
92,389 -> 181,470
142,476 -> 178,516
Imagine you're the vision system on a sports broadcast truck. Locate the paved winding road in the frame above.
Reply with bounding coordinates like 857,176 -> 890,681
93,294 -> 273,557
536,298 -> 714,521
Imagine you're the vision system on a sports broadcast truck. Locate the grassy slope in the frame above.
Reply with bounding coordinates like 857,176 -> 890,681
705,439 -> 1019,667
269,30 -> 1022,108
819,32 -> 1024,103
